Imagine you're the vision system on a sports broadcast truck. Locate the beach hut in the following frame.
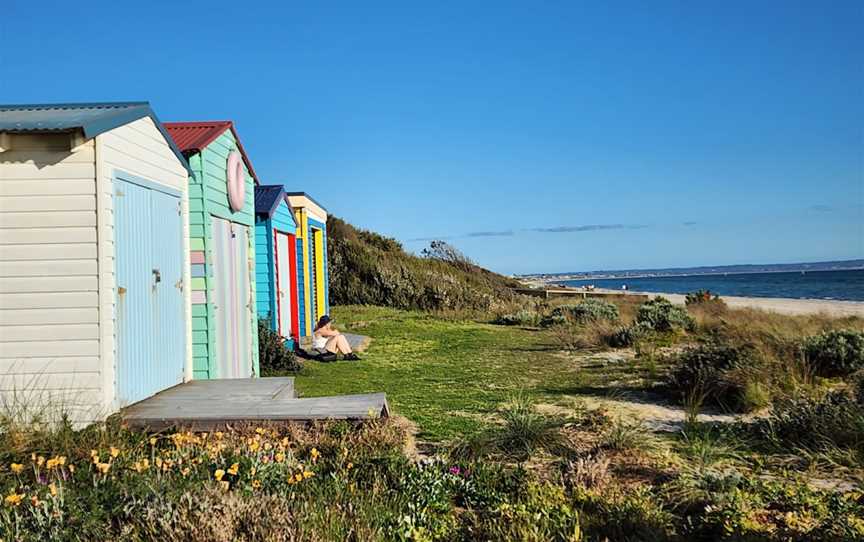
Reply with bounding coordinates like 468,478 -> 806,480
254,185 -> 299,347
0,102 -> 192,424
285,192 -> 329,337
163,121 -> 259,380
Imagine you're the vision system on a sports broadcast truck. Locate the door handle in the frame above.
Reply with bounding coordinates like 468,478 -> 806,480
152,269 -> 161,284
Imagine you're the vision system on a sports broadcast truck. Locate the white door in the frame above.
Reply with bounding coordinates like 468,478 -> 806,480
276,232 -> 294,338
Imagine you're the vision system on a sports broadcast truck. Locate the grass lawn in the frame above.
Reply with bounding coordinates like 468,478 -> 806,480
289,305 -> 660,442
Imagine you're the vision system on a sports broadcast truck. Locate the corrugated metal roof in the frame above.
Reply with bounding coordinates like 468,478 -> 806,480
255,185 -> 287,217
163,121 -> 258,184
0,102 -> 192,174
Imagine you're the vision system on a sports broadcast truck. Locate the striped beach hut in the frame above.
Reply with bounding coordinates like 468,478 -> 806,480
163,121 -> 259,380
285,192 -> 329,337
254,185 -> 299,347
0,102 -> 192,424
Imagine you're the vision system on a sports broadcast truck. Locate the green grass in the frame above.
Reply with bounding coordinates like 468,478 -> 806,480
288,306 -> 661,441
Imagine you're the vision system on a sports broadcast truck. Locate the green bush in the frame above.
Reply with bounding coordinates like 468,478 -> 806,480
803,329 -> 864,377
635,296 -> 696,332
554,300 -> 620,323
756,391 -> 864,454
258,319 -> 301,374
665,342 -> 758,411
605,322 -> 653,348
493,310 -> 541,327
539,313 -> 568,328
855,371 -> 864,405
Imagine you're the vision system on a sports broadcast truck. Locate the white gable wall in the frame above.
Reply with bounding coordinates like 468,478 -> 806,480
0,133 -> 103,424
97,117 -> 191,411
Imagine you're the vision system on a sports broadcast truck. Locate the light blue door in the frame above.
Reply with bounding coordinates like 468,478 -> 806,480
115,177 -> 185,406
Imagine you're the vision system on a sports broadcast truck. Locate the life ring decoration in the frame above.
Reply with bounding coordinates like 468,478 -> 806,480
226,151 -> 246,212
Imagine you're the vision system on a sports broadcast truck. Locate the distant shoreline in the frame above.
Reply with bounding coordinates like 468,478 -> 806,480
523,267 -> 864,283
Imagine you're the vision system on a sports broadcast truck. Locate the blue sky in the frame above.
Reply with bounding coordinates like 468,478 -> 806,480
1,1 -> 861,274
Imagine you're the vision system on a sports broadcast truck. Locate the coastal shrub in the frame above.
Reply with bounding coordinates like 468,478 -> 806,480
553,300 -> 620,323
605,322 -> 654,348
551,320 -> 620,351
635,296 -> 696,333
755,391 -> 864,455
258,319 -> 301,374
493,310 -> 540,327
665,342 -> 759,411
540,313 -> 568,328
854,371 -> 864,405
685,289 -> 725,306
803,328 -> 864,377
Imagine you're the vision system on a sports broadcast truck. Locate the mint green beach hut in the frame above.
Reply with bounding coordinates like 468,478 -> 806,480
164,121 -> 259,380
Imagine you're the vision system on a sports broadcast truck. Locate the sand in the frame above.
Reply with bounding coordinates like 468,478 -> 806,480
595,289 -> 864,318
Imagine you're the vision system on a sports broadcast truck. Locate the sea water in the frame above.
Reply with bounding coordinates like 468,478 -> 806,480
558,269 -> 864,301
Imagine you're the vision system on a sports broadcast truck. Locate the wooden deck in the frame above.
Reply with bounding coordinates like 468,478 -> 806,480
123,377 -> 389,430
513,287 -> 649,301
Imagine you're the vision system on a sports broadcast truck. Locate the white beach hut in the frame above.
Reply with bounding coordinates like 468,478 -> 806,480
0,102 -> 192,425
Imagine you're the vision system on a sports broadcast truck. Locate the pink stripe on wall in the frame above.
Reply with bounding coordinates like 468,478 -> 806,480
191,290 -> 206,304
191,251 -> 206,265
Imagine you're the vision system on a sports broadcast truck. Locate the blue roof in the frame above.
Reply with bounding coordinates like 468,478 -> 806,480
255,185 -> 288,217
0,102 -> 191,174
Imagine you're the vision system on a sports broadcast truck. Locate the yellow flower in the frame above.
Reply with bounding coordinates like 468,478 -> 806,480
30,495 -> 40,507
294,473 -> 303,482
275,452 -> 285,463
181,467 -> 190,476
281,438 -> 290,448
68,464 -> 75,474
4,493 -> 23,507
109,447 -> 120,458
10,463 -> 24,474
250,467 -> 257,476
214,469 -> 225,481
90,449 -> 98,458
347,462 -> 353,470
219,481 -> 230,491
249,441 -> 260,452
49,484 -> 57,497
155,457 -> 163,469
264,442 -> 273,451
46,458 -> 59,470
215,431 -> 224,439
255,427 -> 265,435
149,437 -> 157,446
57,456 -> 66,466
227,463 -> 239,476
96,463 -> 110,474
310,448 -> 319,460
36,456 -> 45,467
303,470 -> 314,479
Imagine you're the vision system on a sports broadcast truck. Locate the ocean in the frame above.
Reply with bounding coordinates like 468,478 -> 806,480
557,269 -> 864,302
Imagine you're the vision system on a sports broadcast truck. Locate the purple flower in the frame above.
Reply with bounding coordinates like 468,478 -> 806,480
448,466 -> 461,476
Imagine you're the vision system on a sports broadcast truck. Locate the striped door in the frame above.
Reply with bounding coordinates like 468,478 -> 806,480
212,217 -> 253,379
115,178 -> 185,406
308,232 -> 318,322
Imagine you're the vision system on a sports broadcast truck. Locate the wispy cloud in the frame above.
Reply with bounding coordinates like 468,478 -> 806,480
529,224 -> 647,233
465,230 -> 514,238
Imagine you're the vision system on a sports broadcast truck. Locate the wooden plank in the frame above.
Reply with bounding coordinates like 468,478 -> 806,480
0,307 -> 98,325
0,291 -> 98,309
0,323 -> 98,341
0,356 -> 99,374
0,227 -> 97,245
0,259 -> 97,277
0,211 -> 96,228
0,276 -> 98,293
0,339 -> 99,358
0,243 -> 97,261
0,179 -> 96,196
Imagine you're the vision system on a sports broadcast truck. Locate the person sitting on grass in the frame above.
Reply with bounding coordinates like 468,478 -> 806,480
312,315 -> 360,361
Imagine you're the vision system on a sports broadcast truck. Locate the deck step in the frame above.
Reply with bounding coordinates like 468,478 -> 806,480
122,378 -> 388,431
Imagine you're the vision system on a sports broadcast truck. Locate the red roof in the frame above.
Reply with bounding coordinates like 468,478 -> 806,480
163,121 -> 258,184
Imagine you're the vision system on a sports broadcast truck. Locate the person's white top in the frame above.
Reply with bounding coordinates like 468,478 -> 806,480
313,334 -> 328,350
